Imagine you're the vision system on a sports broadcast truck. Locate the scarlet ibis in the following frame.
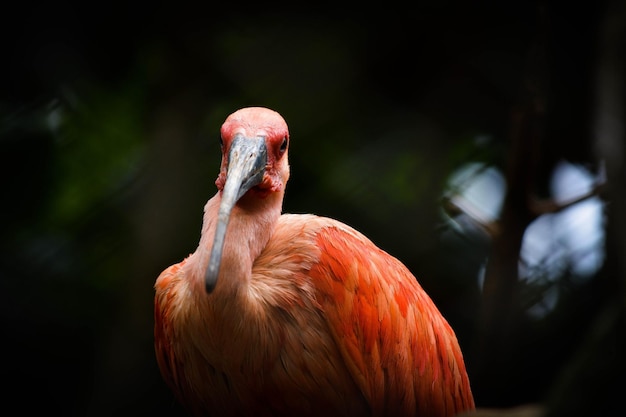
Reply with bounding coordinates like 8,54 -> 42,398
154,107 -> 475,417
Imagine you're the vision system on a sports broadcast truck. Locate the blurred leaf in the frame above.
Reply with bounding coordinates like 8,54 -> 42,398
47,83 -> 146,228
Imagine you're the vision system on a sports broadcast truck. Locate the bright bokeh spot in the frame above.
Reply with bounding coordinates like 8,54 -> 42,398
521,161 -> 605,318
446,162 -> 506,225
446,160 -> 605,319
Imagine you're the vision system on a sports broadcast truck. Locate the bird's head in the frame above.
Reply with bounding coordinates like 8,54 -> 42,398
215,107 -> 290,199
205,107 -> 290,292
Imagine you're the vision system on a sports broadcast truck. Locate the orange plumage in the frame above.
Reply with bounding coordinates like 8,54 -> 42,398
154,107 -> 475,417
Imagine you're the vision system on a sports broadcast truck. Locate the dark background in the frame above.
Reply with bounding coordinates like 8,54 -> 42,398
2,1 -> 625,416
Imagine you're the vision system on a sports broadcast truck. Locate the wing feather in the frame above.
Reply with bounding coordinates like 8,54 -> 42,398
153,258 -> 205,415
309,224 -> 474,417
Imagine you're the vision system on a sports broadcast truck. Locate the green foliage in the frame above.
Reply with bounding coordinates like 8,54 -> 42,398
47,84 -> 146,228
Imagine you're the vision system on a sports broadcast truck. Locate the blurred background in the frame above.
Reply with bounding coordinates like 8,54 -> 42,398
2,1 -> 625,416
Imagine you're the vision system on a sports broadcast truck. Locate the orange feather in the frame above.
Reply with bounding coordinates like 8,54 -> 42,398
154,107 -> 475,417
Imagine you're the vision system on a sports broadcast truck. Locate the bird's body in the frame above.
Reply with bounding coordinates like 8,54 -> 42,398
154,107 -> 474,417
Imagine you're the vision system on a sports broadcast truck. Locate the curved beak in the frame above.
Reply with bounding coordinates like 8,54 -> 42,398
205,134 -> 267,293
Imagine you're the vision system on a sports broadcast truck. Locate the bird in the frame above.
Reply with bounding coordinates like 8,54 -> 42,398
154,107 -> 475,417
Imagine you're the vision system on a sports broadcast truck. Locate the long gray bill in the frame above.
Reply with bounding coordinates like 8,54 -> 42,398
205,134 -> 268,293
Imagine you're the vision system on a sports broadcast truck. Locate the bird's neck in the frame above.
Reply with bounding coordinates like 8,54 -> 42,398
195,190 -> 284,297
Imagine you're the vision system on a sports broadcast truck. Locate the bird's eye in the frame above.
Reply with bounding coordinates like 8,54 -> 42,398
279,136 -> 288,153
